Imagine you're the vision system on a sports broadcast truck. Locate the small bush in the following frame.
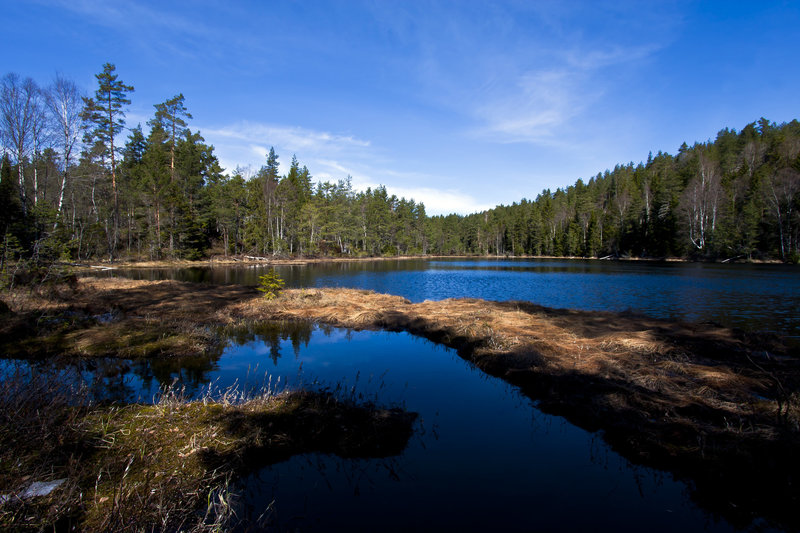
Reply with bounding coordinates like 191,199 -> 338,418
257,269 -> 285,300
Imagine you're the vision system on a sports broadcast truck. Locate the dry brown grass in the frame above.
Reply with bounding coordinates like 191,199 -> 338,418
4,279 -> 796,438
0,369 -> 416,532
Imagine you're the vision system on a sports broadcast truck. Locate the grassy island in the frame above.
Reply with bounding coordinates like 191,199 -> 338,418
2,277 -> 799,530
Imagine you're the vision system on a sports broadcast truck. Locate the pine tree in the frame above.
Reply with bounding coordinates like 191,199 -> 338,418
0,154 -> 24,273
81,63 -> 134,259
150,94 -> 192,255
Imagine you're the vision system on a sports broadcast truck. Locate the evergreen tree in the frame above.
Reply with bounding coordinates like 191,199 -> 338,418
0,154 -> 25,271
149,94 -> 192,255
81,63 -> 134,259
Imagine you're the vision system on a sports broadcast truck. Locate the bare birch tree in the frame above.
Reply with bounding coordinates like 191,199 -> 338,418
45,74 -> 83,223
0,73 -> 40,214
682,149 -> 722,250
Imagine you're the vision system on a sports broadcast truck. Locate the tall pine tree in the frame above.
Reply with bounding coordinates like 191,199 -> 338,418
81,63 -> 134,259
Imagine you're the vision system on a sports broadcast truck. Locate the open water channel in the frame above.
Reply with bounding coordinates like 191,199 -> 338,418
36,258 -> 800,529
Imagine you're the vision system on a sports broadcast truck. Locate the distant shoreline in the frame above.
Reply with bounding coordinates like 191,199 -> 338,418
69,253 -> 787,270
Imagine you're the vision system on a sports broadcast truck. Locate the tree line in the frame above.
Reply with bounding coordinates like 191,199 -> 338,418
1,64 -> 799,275
447,119 -> 799,262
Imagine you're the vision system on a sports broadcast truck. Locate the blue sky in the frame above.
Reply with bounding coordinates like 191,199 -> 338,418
4,1 -> 800,215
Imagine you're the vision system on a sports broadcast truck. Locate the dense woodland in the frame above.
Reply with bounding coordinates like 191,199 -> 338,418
2,64 -> 799,275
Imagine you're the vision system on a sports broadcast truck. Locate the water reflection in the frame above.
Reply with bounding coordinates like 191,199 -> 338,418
224,321 -> 313,364
2,322 -> 775,531
220,326 -> 743,532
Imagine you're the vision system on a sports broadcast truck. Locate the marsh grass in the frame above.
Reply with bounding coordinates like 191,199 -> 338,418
3,277 -> 800,528
0,366 -> 417,532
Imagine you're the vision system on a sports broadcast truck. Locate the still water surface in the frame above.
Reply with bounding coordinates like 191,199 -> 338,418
4,324 -> 745,531
107,258 -> 800,339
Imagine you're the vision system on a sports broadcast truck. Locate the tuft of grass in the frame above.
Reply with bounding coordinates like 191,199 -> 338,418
0,371 -> 417,532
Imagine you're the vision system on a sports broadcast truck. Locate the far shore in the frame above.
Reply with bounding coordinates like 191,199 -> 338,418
69,252 -> 787,271
2,277 -> 798,530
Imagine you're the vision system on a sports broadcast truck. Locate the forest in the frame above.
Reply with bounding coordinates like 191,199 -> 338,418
2,63 -> 799,274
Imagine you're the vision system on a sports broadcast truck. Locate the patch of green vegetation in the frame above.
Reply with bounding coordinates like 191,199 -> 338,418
63,320 -> 206,358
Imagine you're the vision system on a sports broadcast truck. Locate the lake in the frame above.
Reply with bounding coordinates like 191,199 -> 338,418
1,323 -> 752,532
105,257 -> 800,340
61,258 -> 800,529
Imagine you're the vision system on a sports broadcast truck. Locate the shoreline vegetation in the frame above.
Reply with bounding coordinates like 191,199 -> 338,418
71,252 -> 789,271
2,277 -> 799,530
4,64 -> 800,289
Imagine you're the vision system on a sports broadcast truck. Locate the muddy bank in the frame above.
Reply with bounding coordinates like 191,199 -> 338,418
3,278 -> 800,529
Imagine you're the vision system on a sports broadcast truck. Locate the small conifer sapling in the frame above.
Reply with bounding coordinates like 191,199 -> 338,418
258,269 -> 285,300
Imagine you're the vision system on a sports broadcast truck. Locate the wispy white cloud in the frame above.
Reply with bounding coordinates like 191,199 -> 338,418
469,42 -> 663,145
473,69 -> 593,143
385,186 -> 494,216
39,0 -> 218,45
202,124 -> 480,215
310,159 -> 491,216
123,111 -> 150,130
311,159 -> 355,182
387,2 -> 672,147
202,121 -> 370,173
36,0 -> 265,70
205,121 -> 368,152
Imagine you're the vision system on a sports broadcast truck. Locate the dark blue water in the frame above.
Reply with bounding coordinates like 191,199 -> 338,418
107,258 -> 800,340
2,324 -> 754,531
229,326 -> 737,532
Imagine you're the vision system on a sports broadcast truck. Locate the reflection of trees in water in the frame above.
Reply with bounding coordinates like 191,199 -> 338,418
2,321 -> 321,403
105,260 -> 433,289
2,347 -> 227,403
226,321 -> 314,365
3,358 -> 141,402
130,352 -> 222,398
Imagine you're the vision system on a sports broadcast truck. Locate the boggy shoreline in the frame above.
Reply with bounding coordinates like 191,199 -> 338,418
71,251 -> 789,271
3,278 -> 800,530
